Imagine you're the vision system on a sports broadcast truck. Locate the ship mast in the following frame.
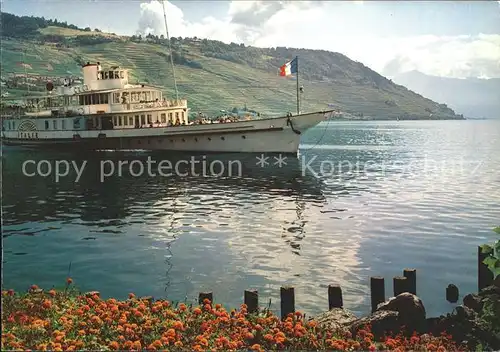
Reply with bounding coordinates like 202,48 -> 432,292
162,0 -> 179,101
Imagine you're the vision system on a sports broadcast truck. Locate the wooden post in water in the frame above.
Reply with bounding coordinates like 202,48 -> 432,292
393,276 -> 407,296
478,246 -> 493,291
446,284 -> 459,303
280,286 -> 295,319
198,292 -> 213,305
244,289 -> 259,313
370,276 -> 385,312
328,284 -> 343,309
403,269 -> 417,295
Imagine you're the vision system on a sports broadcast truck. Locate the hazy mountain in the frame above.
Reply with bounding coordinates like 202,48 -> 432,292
392,70 -> 500,119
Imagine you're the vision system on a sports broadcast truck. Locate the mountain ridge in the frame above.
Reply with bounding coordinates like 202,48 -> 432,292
392,70 -> 500,119
0,11 -> 464,120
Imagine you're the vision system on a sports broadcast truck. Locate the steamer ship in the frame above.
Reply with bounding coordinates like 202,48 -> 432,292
1,61 -> 332,153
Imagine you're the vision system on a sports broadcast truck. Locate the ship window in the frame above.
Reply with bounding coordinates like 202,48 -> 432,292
79,95 -> 84,105
118,116 -> 123,126
147,114 -> 152,124
84,94 -> 90,105
124,116 -> 128,126
104,71 -> 109,79
141,115 -> 145,125
62,120 -> 66,129
161,113 -> 166,123
129,116 -> 134,125
113,93 -> 120,104
168,112 -> 173,122
120,71 -> 125,79
182,111 -> 185,119
175,112 -> 179,120
145,92 -> 151,101
114,71 -> 119,79
53,120 -> 57,129
45,120 -> 49,130
100,94 -> 108,104
131,93 -> 139,102
141,92 -> 147,101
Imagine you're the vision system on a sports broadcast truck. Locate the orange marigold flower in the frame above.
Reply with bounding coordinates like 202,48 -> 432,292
245,332 -> 254,340
165,328 -> 176,338
128,293 -> 135,299
77,330 -> 86,336
41,299 -> 52,309
152,340 -> 163,348
178,303 -> 187,311
48,289 -> 56,297
66,277 -> 73,285
307,320 -> 317,328
250,344 -> 262,351
172,321 -> 184,330
123,341 -> 133,349
264,334 -> 274,342
193,345 -> 203,352
174,341 -> 183,347
193,307 -> 202,315
437,347 -> 446,352
108,341 -> 119,350
203,298 -> 211,305
132,340 -> 141,350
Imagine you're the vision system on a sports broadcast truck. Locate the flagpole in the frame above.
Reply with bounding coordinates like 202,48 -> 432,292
295,56 -> 299,115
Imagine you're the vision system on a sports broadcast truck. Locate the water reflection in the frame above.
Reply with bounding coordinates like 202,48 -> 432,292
3,148 -> 335,308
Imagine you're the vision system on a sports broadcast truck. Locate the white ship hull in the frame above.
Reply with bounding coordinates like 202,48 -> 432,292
2,111 -> 331,154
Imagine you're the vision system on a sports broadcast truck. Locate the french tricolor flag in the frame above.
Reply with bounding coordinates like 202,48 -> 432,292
279,57 -> 298,76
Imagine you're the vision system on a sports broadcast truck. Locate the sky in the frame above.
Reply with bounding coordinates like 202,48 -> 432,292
2,0 -> 500,79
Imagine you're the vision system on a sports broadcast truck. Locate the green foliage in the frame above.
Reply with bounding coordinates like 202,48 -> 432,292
481,227 -> 500,279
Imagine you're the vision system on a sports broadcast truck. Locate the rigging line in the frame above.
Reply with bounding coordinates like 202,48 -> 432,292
162,0 -> 179,101
299,116 -> 332,155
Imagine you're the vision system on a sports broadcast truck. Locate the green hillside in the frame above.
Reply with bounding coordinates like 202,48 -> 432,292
0,12 -> 463,120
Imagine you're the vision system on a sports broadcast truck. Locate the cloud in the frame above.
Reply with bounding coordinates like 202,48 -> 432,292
136,1 -> 500,79
380,34 -> 500,78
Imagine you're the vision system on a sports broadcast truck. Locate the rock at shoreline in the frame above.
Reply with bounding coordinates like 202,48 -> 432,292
348,310 -> 401,338
426,285 -> 500,350
315,308 -> 357,333
347,293 -> 427,338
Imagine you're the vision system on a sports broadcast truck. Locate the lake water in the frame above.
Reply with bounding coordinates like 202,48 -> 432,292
2,120 -> 500,318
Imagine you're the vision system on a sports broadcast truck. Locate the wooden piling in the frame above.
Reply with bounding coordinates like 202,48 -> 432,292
393,276 -> 408,296
280,286 -> 295,319
446,284 -> 459,303
478,246 -> 493,291
198,292 -> 213,305
244,289 -> 259,313
370,276 -> 385,312
328,284 -> 343,309
403,269 -> 417,295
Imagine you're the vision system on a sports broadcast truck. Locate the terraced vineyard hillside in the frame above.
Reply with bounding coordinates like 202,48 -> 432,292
0,12 -> 463,119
